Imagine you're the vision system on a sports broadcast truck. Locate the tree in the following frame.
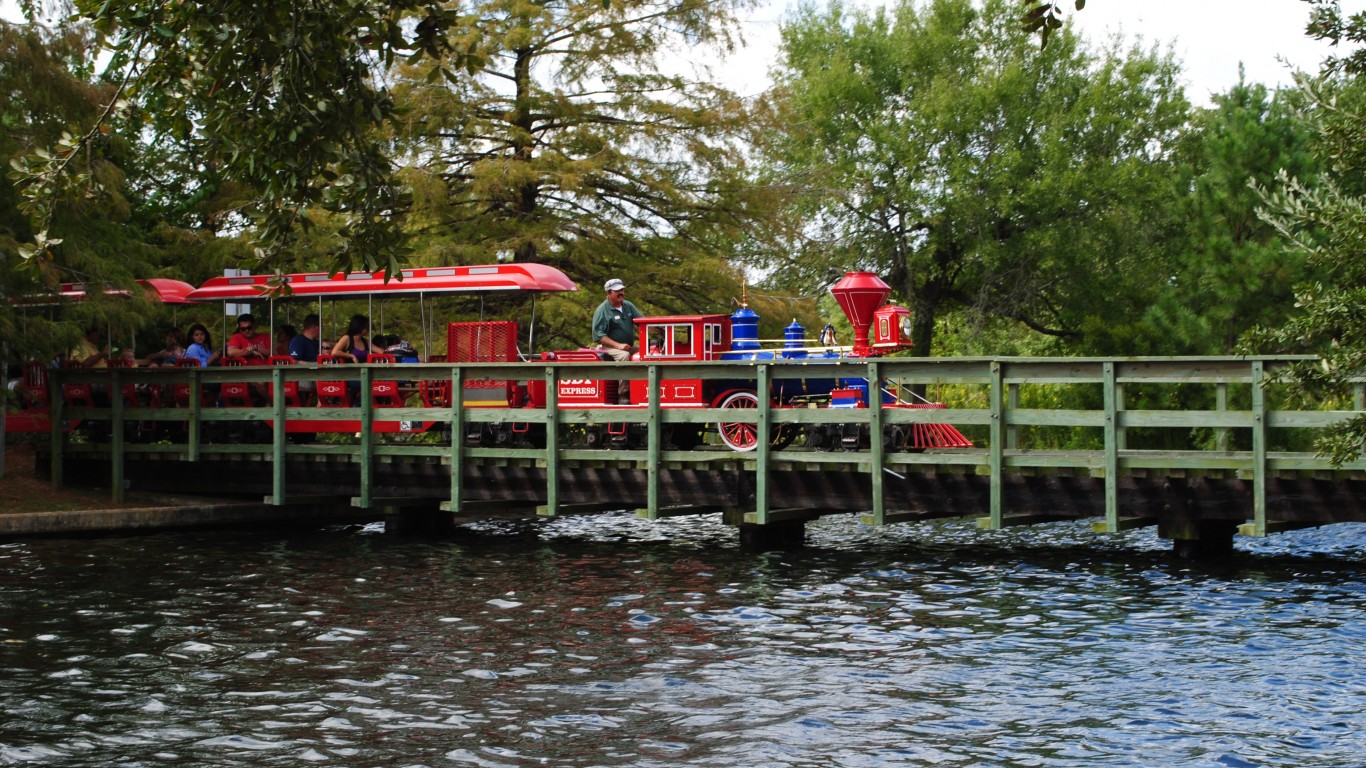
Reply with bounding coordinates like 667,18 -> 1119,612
1,19 -> 164,357
1143,75 -> 1320,355
756,0 -> 1189,356
1247,65 -> 1366,461
390,0 -> 763,347
1020,0 -> 1085,48
8,0 -> 475,276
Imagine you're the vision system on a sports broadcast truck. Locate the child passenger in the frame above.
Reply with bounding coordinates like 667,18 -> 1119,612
184,323 -> 220,367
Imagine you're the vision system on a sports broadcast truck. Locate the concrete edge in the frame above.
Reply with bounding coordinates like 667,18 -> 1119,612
0,501 -> 381,536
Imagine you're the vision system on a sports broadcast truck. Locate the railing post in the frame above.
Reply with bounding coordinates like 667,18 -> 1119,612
446,366 -> 464,512
753,363 -> 771,525
542,364 -> 560,516
359,366 -> 373,508
1114,380 -> 1127,451
271,366 -> 286,505
187,367 -> 201,462
1215,382 -> 1230,452
110,368 -> 125,504
1006,381 -> 1020,449
1102,361 -> 1119,532
645,364 -> 661,520
1251,359 -> 1267,537
867,362 -> 885,525
49,369 -> 65,488
987,361 -> 1004,529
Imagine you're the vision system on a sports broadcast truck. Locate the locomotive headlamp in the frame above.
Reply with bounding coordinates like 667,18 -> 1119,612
871,304 -> 915,351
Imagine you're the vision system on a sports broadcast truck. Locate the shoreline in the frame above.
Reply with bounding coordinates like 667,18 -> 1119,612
1,442 -> 375,536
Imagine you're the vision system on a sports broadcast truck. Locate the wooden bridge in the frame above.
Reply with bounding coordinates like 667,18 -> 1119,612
34,355 -> 1366,555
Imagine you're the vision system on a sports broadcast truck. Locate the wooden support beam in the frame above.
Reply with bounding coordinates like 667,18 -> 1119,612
264,494 -> 353,507
1092,516 -> 1157,533
637,504 -> 723,519
743,507 -> 823,524
1238,520 -> 1321,537
351,496 -> 437,509
975,513 -> 1070,529
439,499 -> 541,517
536,501 -> 627,517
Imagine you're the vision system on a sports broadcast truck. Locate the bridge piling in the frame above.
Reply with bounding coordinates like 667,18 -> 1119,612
1162,519 -> 1239,559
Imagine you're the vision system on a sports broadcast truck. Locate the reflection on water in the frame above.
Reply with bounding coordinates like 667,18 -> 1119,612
2,514 -> 1365,767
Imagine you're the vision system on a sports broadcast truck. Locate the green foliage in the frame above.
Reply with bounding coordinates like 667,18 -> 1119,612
8,1 -> 474,276
1019,0 -> 1084,49
391,0 -> 762,347
1245,1 -> 1366,463
758,0 -> 1189,357
1,20 -> 110,278
1,16 -> 259,375
2,19 -> 147,363
1142,76 -> 1320,354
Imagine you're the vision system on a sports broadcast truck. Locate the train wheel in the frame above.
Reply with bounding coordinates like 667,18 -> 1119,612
717,391 -> 760,451
771,423 -> 798,450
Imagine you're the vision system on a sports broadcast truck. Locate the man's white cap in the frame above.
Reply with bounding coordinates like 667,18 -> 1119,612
604,278 -> 625,292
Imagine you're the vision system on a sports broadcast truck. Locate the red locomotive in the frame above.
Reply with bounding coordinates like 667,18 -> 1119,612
525,270 -> 972,452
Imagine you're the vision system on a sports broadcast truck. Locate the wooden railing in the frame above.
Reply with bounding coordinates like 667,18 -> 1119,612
45,355 -> 1365,537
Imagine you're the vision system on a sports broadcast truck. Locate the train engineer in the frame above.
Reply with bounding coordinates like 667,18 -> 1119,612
592,278 -> 643,361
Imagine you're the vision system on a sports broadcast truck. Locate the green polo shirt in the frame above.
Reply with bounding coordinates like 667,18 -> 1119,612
592,299 -> 643,346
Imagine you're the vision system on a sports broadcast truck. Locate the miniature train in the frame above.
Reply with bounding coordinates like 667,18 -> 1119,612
4,266 -> 971,453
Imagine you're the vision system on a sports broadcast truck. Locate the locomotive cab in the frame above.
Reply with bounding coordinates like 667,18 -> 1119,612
630,314 -> 731,407
637,315 -> 731,362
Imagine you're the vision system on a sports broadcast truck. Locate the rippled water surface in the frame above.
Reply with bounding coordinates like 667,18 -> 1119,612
2,514 -> 1365,767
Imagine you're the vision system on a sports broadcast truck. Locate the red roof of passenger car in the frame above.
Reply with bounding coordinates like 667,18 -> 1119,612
135,279 -> 201,304
13,278 -> 201,306
186,264 -> 579,301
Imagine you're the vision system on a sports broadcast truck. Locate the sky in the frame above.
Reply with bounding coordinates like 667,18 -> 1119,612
2,0 -> 1362,104
721,0 -> 1366,102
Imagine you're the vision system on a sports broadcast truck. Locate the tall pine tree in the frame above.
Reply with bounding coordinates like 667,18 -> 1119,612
1145,76 -> 1320,354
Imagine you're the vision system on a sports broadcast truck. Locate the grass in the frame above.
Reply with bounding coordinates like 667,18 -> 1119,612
0,442 -> 174,514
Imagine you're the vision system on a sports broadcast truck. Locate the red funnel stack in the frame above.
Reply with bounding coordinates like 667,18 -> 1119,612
830,272 -> 891,357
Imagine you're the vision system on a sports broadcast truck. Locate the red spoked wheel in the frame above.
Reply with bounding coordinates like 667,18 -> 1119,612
717,390 -> 761,452
716,391 -> 799,452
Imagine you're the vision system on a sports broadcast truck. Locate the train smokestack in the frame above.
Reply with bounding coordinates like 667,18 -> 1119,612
829,272 -> 890,357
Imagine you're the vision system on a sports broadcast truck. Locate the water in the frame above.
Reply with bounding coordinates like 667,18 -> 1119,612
2,514 -> 1365,767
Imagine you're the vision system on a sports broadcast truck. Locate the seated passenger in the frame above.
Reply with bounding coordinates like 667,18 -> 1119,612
384,337 -> 419,363
330,314 -> 371,363
288,314 -> 324,364
69,325 -> 110,368
65,325 -> 111,404
142,327 -> 187,366
592,278 -> 642,362
226,313 -> 270,364
274,324 -> 298,358
184,323 -> 220,367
